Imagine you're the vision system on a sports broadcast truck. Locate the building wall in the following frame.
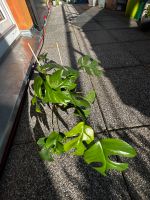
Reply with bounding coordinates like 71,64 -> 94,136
0,0 -> 20,59
6,0 -> 33,30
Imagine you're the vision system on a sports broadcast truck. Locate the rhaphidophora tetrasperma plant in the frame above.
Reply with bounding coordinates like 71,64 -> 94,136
32,53 -> 136,176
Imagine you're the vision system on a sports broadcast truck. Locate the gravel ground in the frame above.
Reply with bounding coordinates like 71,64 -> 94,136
1,4 -> 150,200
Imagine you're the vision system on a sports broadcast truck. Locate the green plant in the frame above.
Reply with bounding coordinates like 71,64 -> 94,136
32,53 -> 136,176
145,5 -> 150,18
37,122 -> 136,176
32,53 -> 101,120
56,0 -> 60,5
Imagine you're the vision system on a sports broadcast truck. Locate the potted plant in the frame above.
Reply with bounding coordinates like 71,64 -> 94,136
52,0 -> 61,6
141,1 -> 150,22
136,0 -> 150,28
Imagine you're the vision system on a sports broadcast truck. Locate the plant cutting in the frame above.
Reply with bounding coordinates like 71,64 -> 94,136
37,122 -> 136,175
32,53 -> 101,120
32,53 -> 136,176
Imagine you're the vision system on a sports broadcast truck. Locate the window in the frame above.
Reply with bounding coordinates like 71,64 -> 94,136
0,7 -> 5,23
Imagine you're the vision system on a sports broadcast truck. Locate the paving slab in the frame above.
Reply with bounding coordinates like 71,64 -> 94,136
55,107 -> 79,133
48,17 -> 67,25
78,30 -> 116,45
123,41 -> 150,64
110,28 -> 150,42
110,127 -> 150,200
71,13 -> 95,24
76,21 -> 103,31
50,6 -> 65,17
99,20 -> 133,29
43,45 -> 80,66
89,43 -> 140,69
45,24 -> 73,33
94,14 -> 119,22
91,66 -> 150,130
0,142 -> 131,200
73,29 -> 140,69
77,71 -> 106,132
67,4 -> 90,15
79,6 -> 100,17
63,4 -> 78,17
0,143 -> 60,200
44,30 -> 78,48
47,9 -> 67,25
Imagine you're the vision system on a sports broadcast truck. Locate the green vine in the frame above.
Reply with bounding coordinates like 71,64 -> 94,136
37,122 -> 136,176
32,53 -> 101,120
32,53 -> 137,176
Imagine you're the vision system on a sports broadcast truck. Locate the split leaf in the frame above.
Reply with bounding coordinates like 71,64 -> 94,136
84,138 -> 137,176
64,122 -> 94,155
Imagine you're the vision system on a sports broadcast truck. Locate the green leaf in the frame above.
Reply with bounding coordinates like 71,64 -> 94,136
64,136 -> 86,156
62,67 -> 79,81
32,54 -> 98,119
84,139 -> 137,176
31,96 -> 37,106
78,55 -> 102,77
74,141 -> 87,155
83,125 -> 94,144
48,62 -> 63,70
37,137 -> 46,147
34,76 -> 43,98
71,94 -> 91,108
37,65 -> 46,74
82,108 -> 91,118
70,94 -> 92,119
61,78 -> 77,90
37,131 -> 65,160
39,148 -> 53,161
46,70 -> 76,91
65,122 -> 84,137
35,103 -> 41,113
85,90 -> 96,104
64,136 -> 79,152
45,131 -> 64,149
44,82 -> 71,105
64,122 -> 94,155
101,138 -> 137,158
45,131 -> 59,148
74,106 -> 91,119
84,141 -> 106,175
46,70 -> 63,89
38,53 -> 48,62
55,142 -> 64,154
78,55 -> 90,66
